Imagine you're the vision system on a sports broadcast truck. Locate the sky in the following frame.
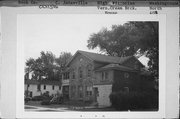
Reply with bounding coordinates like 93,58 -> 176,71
18,14 -> 148,66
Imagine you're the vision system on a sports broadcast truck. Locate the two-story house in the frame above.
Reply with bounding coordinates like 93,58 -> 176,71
61,50 -> 150,106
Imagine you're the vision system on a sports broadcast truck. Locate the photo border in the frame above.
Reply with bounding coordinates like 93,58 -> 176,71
16,12 -> 166,118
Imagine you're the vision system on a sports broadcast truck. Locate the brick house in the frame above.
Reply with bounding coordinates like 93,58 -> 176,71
61,50 -> 151,106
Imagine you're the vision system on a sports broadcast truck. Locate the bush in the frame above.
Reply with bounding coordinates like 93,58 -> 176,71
109,90 -> 158,111
32,95 -> 44,101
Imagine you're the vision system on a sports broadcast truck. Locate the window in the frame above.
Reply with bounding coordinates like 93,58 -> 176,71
105,72 -> 108,79
87,64 -> 92,77
59,74 -> 62,80
86,86 -> 92,96
102,72 -> 104,80
63,73 -> 66,80
44,85 -> 46,90
72,69 -> 75,79
37,84 -> 41,91
101,72 -> 108,80
79,67 -> 83,78
78,86 -> 83,98
63,72 -> 70,80
67,72 -> 69,79
30,92 -> 33,97
124,72 -> 130,78
52,85 -> 55,90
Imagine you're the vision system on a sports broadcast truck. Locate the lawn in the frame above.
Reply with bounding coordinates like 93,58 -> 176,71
25,100 -> 116,111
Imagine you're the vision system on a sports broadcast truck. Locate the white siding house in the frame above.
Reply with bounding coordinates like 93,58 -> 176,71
24,79 -> 62,97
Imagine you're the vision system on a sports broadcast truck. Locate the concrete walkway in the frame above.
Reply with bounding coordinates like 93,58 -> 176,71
25,105 -> 76,112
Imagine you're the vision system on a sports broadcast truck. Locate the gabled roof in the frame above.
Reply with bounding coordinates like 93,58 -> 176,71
66,50 -> 133,66
95,64 -> 138,72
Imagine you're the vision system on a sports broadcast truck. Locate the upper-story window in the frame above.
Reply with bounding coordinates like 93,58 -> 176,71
59,74 -> 62,80
102,72 -> 104,80
63,73 -> 66,79
79,67 -> 83,78
63,72 -> 70,80
105,72 -> 108,79
72,69 -> 75,79
101,71 -> 108,80
67,72 -> 69,79
87,64 -> 92,77
124,72 -> 130,79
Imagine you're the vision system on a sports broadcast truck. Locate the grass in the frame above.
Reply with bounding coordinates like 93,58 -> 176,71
25,100 -> 115,111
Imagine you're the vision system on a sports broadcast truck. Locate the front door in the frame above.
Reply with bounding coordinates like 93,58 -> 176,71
93,87 -> 99,102
62,85 -> 69,101
29,92 -> 33,97
78,85 -> 83,100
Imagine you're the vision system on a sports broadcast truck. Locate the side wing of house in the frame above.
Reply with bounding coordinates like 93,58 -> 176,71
122,56 -> 144,70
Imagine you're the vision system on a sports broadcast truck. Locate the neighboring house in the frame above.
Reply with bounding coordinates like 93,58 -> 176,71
61,50 -> 152,106
25,79 -> 62,97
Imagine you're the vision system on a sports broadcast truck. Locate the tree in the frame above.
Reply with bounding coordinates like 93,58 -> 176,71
87,22 -> 158,79
25,51 -> 72,81
55,52 -> 72,71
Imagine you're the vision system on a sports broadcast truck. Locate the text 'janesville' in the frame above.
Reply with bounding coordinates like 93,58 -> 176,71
39,1 -> 88,9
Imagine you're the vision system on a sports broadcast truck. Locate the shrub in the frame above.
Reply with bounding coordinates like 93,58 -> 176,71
109,90 -> 158,111
32,95 -> 44,101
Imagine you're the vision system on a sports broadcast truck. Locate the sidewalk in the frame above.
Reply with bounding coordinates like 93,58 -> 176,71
25,105 -> 76,112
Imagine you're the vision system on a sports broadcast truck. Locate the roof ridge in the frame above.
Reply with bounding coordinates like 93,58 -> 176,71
66,50 -> 134,66
78,50 -> 132,58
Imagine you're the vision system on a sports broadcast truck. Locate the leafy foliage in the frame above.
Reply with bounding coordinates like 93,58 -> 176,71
109,90 -> 158,111
87,22 -> 158,79
25,51 -> 72,81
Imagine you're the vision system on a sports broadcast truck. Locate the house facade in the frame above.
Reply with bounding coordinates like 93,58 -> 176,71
25,79 -> 62,97
61,50 -> 149,106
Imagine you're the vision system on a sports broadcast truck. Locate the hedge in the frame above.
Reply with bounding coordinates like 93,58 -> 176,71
109,90 -> 158,111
